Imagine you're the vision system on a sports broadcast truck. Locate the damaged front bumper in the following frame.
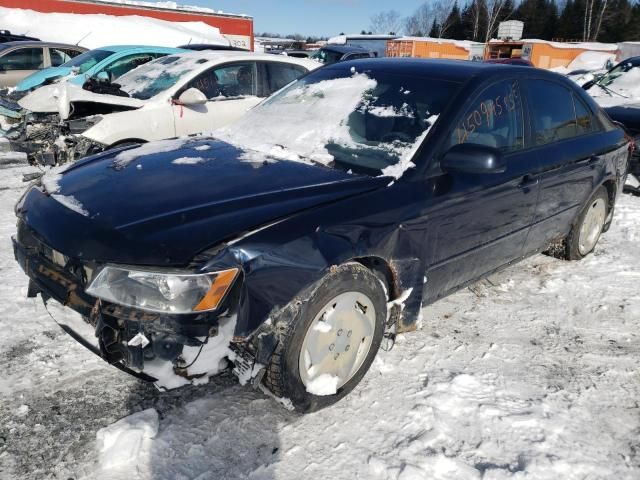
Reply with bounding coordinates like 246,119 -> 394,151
2,108 -> 106,166
12,220 -> 267,389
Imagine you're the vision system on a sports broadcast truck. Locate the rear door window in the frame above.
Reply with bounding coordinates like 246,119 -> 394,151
265,62 -> 307,95
49,48 -> 83,67
1,48 -> 44,70
450,80 -> 524,153
528,80 -> 578,145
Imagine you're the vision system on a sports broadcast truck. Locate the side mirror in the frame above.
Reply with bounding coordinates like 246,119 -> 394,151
95,71 -> 109,82
175,87 -> 207,106
441,143 -> 506,174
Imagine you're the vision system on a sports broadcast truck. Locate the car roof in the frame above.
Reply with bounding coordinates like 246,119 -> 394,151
325,57 -> 550,83
0,40 -> 85,50
93,45 -> 183,52
323,44 -> 369,54
166,50 -> 318,67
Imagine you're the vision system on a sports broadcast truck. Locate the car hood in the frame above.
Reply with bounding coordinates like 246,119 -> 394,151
15,66 -> 72,92
18,83 -> 144,118
19,138 -> 388,266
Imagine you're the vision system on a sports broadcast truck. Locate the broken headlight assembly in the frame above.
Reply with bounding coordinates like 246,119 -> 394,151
86,266 -> 238,314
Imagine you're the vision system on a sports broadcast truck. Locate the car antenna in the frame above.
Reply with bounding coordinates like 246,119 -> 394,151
76,31 -> 91,46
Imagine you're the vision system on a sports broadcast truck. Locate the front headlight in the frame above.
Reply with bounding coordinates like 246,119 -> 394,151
86,266 -> 238,314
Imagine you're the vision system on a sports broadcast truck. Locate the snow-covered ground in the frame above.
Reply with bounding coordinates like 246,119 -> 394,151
0,157 -> 638,479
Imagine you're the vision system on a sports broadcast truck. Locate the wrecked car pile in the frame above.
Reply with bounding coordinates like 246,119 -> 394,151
1,51 -> 317,166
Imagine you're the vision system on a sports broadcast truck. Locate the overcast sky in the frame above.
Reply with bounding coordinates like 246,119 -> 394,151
191,0 -> 420,37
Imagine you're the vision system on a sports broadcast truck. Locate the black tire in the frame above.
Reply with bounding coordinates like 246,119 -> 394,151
565,186 -> 609,260
263,263 -> 387,413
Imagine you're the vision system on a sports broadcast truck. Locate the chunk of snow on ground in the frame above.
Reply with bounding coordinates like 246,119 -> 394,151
15,405 -> 29,417
193,145 -> 211,151
306,374 -> 340,396
171,156 -> 205,165
96,408 -> 158,471
51,194 -> 89,217
113,138 -> 188,169
0,6 -> 228,49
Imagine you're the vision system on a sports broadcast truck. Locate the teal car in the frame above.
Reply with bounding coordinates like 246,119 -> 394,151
14,45 -> 186,93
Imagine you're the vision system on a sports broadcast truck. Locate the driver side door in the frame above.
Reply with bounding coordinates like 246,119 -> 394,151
173,61 -> 262,136
424,78 -> 539,302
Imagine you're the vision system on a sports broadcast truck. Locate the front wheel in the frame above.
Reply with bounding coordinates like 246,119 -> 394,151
565,187 -> 609,260
263,263 -> 387,412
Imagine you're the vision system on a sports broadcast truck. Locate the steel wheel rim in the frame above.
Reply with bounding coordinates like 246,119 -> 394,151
578,197 -> 606,255
299,291 -> 376,391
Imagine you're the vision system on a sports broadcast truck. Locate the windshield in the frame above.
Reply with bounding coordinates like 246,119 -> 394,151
597,60 -> 640,87
310,49 -> 344,65
116,55 -> 207,100
61,49 -> 113,73
217,67 -> 460,178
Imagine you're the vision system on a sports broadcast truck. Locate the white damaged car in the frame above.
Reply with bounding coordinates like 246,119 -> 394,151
4,51 -> 318,164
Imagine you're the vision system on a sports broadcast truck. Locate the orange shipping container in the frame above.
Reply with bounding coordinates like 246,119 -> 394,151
386,38 -> 481,60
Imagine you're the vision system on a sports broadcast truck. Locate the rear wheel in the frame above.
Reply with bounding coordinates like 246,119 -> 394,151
263,263 -> 387,412
565,187 -> 609,260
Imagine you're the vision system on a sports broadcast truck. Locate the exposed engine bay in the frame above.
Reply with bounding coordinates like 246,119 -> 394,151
2,100 -> 137,165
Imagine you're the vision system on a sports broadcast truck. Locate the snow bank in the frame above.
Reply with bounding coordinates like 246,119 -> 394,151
519,39 -> 618,51
567,51 -> 615,71
96,408 -> 158,471
0,6 -> 228,49
396,36 -> 483,51
92,0 -> 249,16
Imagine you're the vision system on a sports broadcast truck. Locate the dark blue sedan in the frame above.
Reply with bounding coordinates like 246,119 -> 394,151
13,59 -> 630,412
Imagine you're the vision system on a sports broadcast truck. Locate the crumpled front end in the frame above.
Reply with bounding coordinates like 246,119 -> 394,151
4,110 -> 106,166
12,217 -> 247,389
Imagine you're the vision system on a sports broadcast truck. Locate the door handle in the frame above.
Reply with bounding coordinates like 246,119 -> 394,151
518,174 -> 539,190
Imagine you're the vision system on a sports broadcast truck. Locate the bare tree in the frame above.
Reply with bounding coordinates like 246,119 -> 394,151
432,0 -> 454,38
369,10 -> 403,35
592,0 -> 610,40
484,0 -> 509,42
404,3 -> 432,36
584,0 -> 596,40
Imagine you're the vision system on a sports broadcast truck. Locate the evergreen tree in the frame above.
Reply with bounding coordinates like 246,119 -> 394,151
429,19 -> 440,37
446,2 -> 465,39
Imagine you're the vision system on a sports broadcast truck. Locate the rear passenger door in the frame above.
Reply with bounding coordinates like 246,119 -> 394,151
426,78 -> 539,301
523,79 -> 603,251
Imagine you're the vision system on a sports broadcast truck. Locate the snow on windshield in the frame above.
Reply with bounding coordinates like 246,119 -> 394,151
589,66 -> 640,107
217,72 -> 446,179
117,56 -> 207,100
